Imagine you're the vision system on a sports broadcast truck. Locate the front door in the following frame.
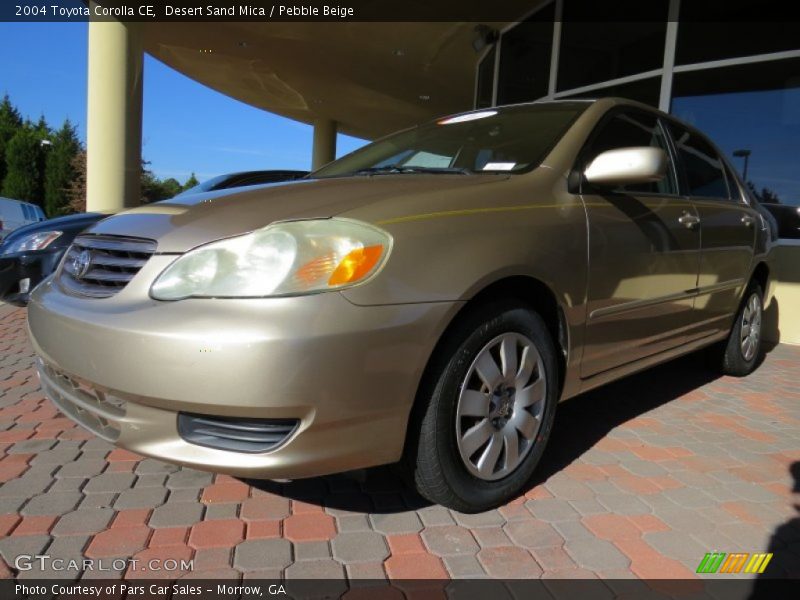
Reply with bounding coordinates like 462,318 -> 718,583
578,109 -> 702,378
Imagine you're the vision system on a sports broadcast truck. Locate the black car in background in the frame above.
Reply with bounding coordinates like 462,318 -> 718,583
177,170 -> 308,196
0,212 -> 107,306
0,170 -> 312,305
761,203 -> 800,240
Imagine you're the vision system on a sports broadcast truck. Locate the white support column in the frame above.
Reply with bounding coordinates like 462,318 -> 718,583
659,0 -> 681,112
311,119 -> 337,170
547,0 -> 563,99
86,17 -> 143,212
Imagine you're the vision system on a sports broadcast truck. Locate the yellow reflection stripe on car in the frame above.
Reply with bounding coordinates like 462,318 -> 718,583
375,204 -> 571,226
373,200 -> 624,227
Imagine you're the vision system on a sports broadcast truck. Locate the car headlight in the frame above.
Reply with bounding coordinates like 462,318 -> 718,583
1,231 -> 62,255
150,218 -> 392,300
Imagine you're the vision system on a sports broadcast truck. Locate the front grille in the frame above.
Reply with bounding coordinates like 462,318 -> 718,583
59,234 -> 157,298
178,413 -> 299,454
37,360 -> 126,442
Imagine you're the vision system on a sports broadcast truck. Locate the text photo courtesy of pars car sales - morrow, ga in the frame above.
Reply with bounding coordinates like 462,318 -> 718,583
0,1 -> 799,599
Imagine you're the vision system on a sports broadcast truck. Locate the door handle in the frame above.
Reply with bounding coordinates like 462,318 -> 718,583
678,212 -> 700,229
741,215 -> 756,228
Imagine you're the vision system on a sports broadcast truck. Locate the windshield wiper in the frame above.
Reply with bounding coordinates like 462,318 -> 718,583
352,165 -> 472,176
402,166 -> 472,175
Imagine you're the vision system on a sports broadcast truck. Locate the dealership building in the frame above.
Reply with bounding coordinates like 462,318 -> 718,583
84,0 -> 800,342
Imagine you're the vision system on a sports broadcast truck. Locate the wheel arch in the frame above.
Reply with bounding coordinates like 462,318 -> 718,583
402,274 -> 568,458
750,261 -> 770,299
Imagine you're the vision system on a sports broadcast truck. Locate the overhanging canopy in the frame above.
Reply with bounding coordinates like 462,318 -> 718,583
141,19 -> 524,139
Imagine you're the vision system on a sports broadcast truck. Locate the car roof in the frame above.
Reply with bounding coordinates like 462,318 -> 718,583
0,196 -> 38,208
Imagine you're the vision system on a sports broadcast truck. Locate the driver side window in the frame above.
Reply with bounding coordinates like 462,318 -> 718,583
584,111 -> 678,196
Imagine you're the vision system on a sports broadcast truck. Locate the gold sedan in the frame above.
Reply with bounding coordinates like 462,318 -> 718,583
28,98 -> 771,511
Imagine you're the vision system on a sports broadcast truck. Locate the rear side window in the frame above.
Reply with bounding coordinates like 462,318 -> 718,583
667,123 -> 728,199
582,110 -> 678,195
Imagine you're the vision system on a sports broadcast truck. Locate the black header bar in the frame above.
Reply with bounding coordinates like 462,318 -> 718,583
3,0 -> 800,23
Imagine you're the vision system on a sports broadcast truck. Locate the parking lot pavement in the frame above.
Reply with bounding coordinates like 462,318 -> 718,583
1,302 -> 799,582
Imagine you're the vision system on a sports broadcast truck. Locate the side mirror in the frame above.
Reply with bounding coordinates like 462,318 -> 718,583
584,147 -> 667,187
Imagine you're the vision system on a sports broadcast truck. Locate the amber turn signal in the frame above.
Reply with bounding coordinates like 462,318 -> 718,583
328,245 -> 384,286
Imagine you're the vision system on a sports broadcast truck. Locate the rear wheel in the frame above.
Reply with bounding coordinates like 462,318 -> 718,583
714,282 -> 764,376
407,301 -> 558,512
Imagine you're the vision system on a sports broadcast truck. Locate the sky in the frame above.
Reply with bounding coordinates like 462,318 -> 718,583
0,22 -> 367,184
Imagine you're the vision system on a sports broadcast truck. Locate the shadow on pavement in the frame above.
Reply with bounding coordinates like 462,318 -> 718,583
530,351 -> 721,487
751,461 -> 800,595
248,348 -> 758,514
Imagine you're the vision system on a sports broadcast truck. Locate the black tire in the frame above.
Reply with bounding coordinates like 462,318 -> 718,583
713,282 -> 764,377
405,300 -> 558,512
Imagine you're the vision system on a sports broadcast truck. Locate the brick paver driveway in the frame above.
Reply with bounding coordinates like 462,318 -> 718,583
1,302 -> 799,582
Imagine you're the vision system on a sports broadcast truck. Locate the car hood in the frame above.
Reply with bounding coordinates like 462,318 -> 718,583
85,175 -> 510,253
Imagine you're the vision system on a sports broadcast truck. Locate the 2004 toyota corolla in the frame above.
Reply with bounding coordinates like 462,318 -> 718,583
28,98 -> 772,511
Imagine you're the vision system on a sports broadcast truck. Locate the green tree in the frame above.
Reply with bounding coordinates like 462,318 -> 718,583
747,181 -> 782,204
160,177 -> 182,198
66,149 -> 87,213
33,115 -> 50,139
2,126 -> 45,205
757,187 -> 781,204
44,120 -> 81,216
140,166 -> 163,204
140,160 -> 186,203
182,172 -> 199,191
0,94 -> 23,189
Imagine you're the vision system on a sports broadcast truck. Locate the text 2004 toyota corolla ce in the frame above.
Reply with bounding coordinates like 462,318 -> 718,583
28,99 -> 772,512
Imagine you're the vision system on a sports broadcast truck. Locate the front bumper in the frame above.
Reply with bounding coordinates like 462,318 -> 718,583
28,264 -> 457,479
0,249 -> 64,306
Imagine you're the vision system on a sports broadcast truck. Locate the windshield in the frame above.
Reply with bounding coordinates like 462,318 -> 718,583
314,102 -> 588,178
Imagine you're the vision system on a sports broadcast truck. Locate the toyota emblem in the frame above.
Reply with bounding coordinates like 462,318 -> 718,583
71,249 -> 93,279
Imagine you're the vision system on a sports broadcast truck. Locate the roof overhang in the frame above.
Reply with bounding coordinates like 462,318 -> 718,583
140,16 -> 532,139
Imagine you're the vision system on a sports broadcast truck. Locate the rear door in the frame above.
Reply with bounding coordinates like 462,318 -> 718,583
578,109 -> 702,377
665,121 -> 758,336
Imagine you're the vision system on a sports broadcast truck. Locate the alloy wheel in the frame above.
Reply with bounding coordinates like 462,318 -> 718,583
740,292 -> 762,362
455,332 -> 546,481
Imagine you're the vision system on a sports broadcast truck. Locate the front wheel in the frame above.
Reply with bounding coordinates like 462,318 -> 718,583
714,282 -> 764,377
407,301 -> 558,512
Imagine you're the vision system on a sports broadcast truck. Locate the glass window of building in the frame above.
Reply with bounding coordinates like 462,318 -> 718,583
671,58 -> 800,206
676,0 -> 800,65
562,76 -> 661,107
475,47 -> 496,109
496,3 -> 554,105
557,0 -> 669,92
583,110 -> 677,195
